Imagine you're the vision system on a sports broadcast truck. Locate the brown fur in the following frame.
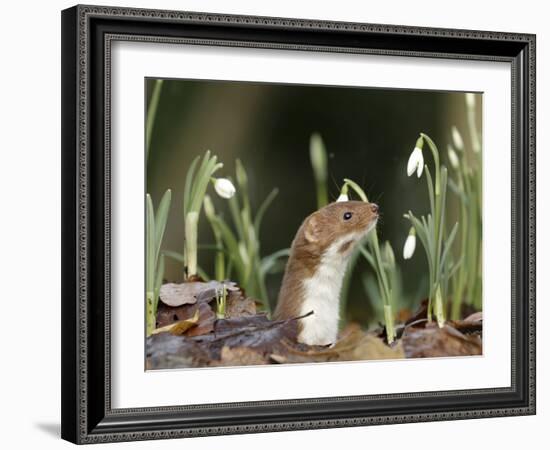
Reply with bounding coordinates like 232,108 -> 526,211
274,201 -> 379,332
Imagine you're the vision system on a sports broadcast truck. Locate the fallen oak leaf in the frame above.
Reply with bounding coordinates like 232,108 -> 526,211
151,308 -> 200,335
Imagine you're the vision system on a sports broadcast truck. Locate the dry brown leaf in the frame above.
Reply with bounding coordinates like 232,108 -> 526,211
151,308 -> 200,335
402,323 -> 482,358
271,324 -> 404,364
190,314 -> 300,360
211,346 -> 269,367
225,290 -> 257,318
156,302 -> 216,337
463,312 -> 483,323
351,334 -> 405,360
159,281 -> 238,307
146,333 -> 211,369
185,303 -> 216,337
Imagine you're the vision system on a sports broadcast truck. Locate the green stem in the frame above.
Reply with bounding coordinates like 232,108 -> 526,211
184,211 -> 199,278
214,233 -> 225,281
433,285 -> 445,328
339,248 -> 361,328
310,133 -> 328,208
146,291 -> 156,336
420,134 -> 442,323
421,133 -> 441,197
343,178 -> 395,340
316,181 -> 328,208
384,305 -> 396,344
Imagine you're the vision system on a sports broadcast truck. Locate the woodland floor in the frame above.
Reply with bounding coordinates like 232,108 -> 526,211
146,280 -> 482,370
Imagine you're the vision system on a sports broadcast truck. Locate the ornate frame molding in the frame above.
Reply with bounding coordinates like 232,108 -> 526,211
61,4 -> 536,444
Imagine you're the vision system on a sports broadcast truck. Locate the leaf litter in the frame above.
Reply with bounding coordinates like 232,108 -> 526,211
147,281 -> 482,369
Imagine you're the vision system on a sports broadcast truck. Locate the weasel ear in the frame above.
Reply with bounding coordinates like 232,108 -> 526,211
304,215 -> 322,243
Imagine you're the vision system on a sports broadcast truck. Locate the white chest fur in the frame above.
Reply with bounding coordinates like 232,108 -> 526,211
298,235 -> 356,345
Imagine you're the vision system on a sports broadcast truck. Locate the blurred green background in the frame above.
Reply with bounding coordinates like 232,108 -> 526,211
146,78 -> 480,327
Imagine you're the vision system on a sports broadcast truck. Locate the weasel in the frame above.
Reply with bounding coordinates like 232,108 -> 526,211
274,201 -> 379,346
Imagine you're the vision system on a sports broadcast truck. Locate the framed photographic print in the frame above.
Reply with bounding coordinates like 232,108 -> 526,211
61,4 -> 536,444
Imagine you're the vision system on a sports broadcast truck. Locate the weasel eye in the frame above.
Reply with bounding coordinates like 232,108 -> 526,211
343,212 -> 353,221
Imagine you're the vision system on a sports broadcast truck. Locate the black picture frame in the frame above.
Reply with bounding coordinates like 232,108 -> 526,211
61,4 -> 536,444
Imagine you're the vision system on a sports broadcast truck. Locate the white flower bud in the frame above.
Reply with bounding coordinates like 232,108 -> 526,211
336,193 -> 349,202
447,145 -> 460,169
403,228 -> 416,260
451,126 -> 464,151
465,93 -> 476,109
213,178 -> 236,199
407,147 -> 424,178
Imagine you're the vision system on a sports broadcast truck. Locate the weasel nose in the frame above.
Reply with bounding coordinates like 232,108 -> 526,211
370,203 -> 379,214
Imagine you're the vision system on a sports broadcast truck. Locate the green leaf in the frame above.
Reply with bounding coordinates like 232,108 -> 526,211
310,133 -> 328,182
228,193 -> 245,242
253,188 -> 279,238
447,255 -> 463,280
439,221 -> 459,280
361,273 -> 383,316
189,150 -> 212,204
154,254 -> 165,310
146,79 -> 164,161
359,245 -> 376,270
146,194 -> 156,293
154,189 -> 172,263
436,166 -> 449,267
407,211 -> 434,282
183,156 -> 200,216
260,248 -> 291,276
197,243 -> 226,252
425,164 -> 435,217
189,155 -> 222,213
421,215 -> 435,259
448,177 -> 467,203
196,265 -> 211,281
235,158 -> 248,192
163,250 -> 185,264
214,216 -> 245,278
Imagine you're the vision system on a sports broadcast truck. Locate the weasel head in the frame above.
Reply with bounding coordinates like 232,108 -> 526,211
296,200 -> 379,257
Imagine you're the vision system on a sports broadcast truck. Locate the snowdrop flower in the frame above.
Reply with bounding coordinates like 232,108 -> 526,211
465,92 -> 476,109
451,126 -> 464,151
407,145 -> 424,178
447,145 -> 460,169
336,183 -> 349,202
336,193 -> 349,202
213,178 -> 236,199
403,227 -> 416,260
